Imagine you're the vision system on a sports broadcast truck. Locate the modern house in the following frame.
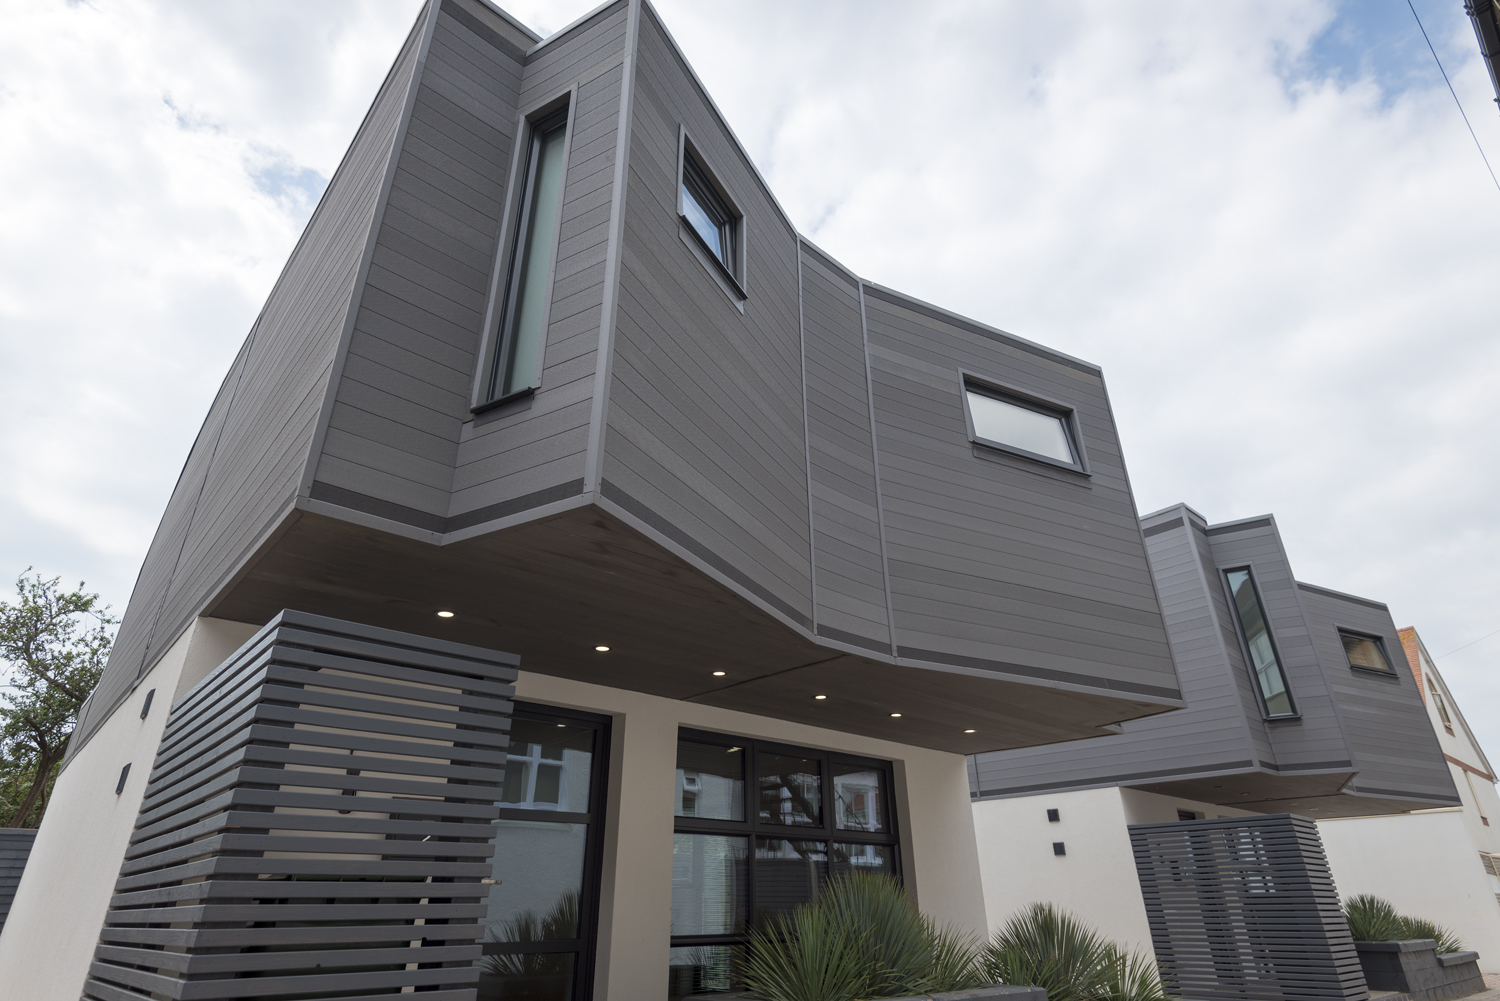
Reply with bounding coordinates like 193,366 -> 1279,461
970,504 -> 1462,956
0,1 -> 1189,999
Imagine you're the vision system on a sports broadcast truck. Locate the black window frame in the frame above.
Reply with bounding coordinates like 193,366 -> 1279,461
676,133 -> 746,301
480,701 -> 610,1001
1221,566 -> 1300,720
1338,628 -> 1399,677
670,729 -> 900,957
477,105 -> 571,413
960,374 -> 1088,474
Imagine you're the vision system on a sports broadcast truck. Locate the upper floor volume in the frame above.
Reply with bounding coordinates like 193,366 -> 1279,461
70,0 -> 1185,760
971,504 -> 1460,817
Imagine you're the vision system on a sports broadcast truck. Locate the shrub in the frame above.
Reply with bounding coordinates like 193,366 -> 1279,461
1343,894 -> 1465,953
981,903 -> 1168,1001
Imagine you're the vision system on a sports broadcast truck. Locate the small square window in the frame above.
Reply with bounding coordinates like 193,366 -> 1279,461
1341,631 -> 1395,674
963,381 -> 1081,470
681,150 -> 737,273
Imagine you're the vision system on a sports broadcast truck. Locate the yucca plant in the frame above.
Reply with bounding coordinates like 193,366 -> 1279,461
981,903 -> 1167,1001
1343,894 -> 1464,953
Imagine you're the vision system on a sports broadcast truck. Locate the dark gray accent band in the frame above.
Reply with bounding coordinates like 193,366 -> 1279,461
309,478 -> 585,535
974,759 -> 1256,799
1257,759 -> 1355,773
1353,785 -> 1463,803
440,0 -> 529,63
600,479 -> 813,629
1130,814 -> 1368,1001
798,241 -> 859,289
1206,517 -> 1274,536
1142,517 -> 1185,539
1296,581 -> 1390,611
83,610 -> 518,1001
900,646 -> 1183,702
816,623 -> 892,654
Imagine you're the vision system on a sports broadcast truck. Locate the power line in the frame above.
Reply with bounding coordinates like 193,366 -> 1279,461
1406,0 -> 1500,195
1435,625 -> 1500,659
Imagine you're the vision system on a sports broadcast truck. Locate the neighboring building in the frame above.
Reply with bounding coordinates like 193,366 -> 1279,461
1469,0 -> 1500,110
0,2 -> 1188,999
970,504 -> 1461,956
1317,628 -> 1500,971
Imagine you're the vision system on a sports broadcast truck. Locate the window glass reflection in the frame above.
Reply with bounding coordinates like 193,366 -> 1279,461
754,838 -> 828,917
668,944 -> 741,1001
676,739 -> 745,821
500,719 -> 593,812
485,820 -> 586,940
1225,569 -> 1294,717
832,764 -> 885,832
757,753 -> 821,827
1341,632 -> 1393,673
478,950 -> 575,1001
831,841 -> 895,879
965,389 -> 1074,464
671,833 -> 747,936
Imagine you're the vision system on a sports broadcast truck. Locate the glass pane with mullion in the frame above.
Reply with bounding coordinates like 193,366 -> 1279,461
672,833 -> 748,937
478,948 -> 576,1001
1341,632 -> 1393,672
1225,569 -> 1294,716
753,837 -> 828,917
682,155 -> 732,267
676,738 -> 745,821
500,718 -> 594,813
485,820 -> 587,941
830,841 -> 896,879
757,751 -> 821,827
495,114 -> 568,399
966,389 -> 1075,465
832,762 -> 886,832
668,943 -> 743,1001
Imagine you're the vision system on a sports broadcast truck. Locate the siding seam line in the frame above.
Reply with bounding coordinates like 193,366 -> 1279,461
297,0 -> 442,504
582,0 -> 640,495
858,281 -> 899,656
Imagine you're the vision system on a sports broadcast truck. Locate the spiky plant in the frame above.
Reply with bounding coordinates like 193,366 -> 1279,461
1397,916 -> 1465,955
1097,944 -> 1170,1001
742,903 -> 872,1001
1344,894 -> 1404,942
981,903 -> 1167,1001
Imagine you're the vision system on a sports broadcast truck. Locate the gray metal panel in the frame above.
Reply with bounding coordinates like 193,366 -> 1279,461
0,827 -> 37,934
1297,584 -> 1459,806
862,289 -> 1177,694
799,243 -> 890,651
1132,814 -> 1369,1001
82,610 -> 517,1001
602,4 -> 813,627
970,508 -> 1252,798
68,7 -> 432,763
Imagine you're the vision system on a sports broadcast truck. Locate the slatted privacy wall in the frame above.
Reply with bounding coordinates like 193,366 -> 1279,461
0,827 -> 38,934
84,609 -> 518,1001
1130,814 -> 1368,1001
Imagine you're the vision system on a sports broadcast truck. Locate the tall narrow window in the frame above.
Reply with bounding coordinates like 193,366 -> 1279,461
480,703 -> 608,1001
1340,630 -> 1396,675
1224,568 -> 1296,718
1429,676 -> 1454,732
488,109 -> 569,403
669,731 -> 898,1000
681,151 -> 736,272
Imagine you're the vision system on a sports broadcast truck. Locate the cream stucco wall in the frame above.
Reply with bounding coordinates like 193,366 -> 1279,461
971,786 -> 1257,957
512,671 -> 989,1001
1319,809 -> 1500,973
0,615 -> 259,1001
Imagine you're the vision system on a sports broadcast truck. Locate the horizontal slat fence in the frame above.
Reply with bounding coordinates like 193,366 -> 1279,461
0,827 -> 38,934
1130,814 -> 1367,1001
83,609 -> 517,1001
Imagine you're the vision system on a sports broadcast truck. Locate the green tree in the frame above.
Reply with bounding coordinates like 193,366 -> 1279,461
0,571 -> 116,827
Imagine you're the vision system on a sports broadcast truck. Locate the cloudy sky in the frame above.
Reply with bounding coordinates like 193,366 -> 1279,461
1,1 -> 1496,751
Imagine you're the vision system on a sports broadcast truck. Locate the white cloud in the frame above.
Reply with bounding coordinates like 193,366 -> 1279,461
2,0 -> 1497,756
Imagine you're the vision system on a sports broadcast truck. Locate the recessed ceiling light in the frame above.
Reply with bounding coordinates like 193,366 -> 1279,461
890,713 -> 902,718
436,611 -> 455,618
964,729 -> 976,733
713,671 -> 726,676
595,645 -> 610,652
557,724 -> 565,728
814,695 -> 827,700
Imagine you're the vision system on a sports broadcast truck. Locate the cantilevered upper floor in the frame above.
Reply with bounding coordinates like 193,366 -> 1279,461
970,504 -> 1460,816
69,0 -> 1184,760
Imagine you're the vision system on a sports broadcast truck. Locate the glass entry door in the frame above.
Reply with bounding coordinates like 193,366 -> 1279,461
479,703 -> 610,1001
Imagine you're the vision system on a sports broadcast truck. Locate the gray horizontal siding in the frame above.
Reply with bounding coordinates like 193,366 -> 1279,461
800,245 -> 889,650
69,7 -> 430,759
0,827 -> 38,933
603,5 -> 812,627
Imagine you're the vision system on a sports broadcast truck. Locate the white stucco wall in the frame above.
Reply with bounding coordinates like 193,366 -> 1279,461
1319,809 -> 1500,973
0,616 -> 258,1001
513,671 -> 989,1001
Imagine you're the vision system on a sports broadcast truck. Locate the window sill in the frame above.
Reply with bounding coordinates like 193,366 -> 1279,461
471,385 -> 535,417
1349,665 -> 1400,679
1264,713 -> 1302,722
679,217 -> 747,308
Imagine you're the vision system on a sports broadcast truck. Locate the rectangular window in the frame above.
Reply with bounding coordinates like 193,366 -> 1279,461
1224,568 -> 1297,718
1340,630 -> 1396,675
670,731 -> 899,1000
963,381 -> 1081,470
681,150 -> 737,273
1429,677 -> 1454,732
480,703 -> 608,1001
486,107 -> 569,405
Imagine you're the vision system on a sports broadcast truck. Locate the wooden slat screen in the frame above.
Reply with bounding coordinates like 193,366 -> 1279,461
1130,814 -> 1368,1001
83,609 -> 517,1001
